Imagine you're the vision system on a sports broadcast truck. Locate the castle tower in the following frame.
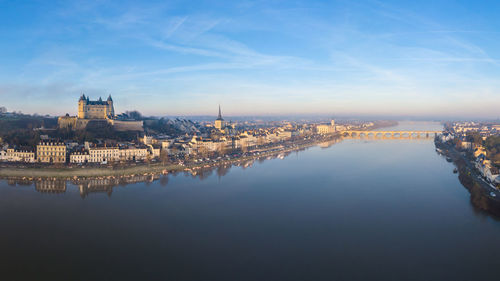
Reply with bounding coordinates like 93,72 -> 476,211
78,94 -> 87,119
107,95 -> 114,118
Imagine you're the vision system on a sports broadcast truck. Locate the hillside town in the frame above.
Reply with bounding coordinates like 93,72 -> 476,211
0,96 -> 374,167
437,122 -> 500,188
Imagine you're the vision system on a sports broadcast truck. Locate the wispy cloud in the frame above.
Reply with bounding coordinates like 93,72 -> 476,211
1,0 -> 499,118
162,16 -> 188,39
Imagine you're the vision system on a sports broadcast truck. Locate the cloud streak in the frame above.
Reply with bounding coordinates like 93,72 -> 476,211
0,0 -> 499,118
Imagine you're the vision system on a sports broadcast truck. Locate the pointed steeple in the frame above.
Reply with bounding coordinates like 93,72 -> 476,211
107,94 -> 113,101
217,105 -> 223,120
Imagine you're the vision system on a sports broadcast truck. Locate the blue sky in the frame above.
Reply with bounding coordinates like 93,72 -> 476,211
0,0 -> 499,118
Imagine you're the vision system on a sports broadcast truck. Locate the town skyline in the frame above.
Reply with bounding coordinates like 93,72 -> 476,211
2,2 -> 500,280
2,96 -> 499,121
1,0 -> 500,118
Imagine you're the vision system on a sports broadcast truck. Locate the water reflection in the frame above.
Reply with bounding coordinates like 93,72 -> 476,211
3,123 -> 500,281
35,180 -> 67,193
0,134 -> 448,199
318,138 -> 342,149
3,123 -> 444,198
0,150 -> 299,198
4,174 -> 161,198
7,122 -> 489,216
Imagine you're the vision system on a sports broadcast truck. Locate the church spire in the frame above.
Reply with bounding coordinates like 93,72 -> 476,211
214,105 -> 225,130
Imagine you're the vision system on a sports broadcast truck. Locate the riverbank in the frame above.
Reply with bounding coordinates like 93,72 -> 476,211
0,163 -> 183,179
435,141 -> 500,217
0,134 -> 342,181
0,121 -> 401,181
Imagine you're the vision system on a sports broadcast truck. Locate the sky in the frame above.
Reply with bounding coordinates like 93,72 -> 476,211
0,0 -> 499,118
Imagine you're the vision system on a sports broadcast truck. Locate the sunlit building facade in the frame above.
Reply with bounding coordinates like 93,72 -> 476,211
36,142 -> 67,163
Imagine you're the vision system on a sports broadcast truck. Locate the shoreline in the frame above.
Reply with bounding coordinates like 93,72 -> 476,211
0,134 -> 342,181
0,121 -> 402,182
435,141 -> 500,218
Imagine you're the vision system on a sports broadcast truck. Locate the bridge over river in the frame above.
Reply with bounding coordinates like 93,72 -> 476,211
341,130 -> 442,139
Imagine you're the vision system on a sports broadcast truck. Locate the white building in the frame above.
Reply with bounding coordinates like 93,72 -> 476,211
0,149 -> 35,163
316,124 -> 336,134
147,145 -> 161,158
476,159 -> 500,184
119,147 -> 148,161
89,147 -> 120,163
70,152 -> 90,164
143,135 -> 154,145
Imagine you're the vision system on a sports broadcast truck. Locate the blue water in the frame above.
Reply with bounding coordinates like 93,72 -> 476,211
1,122 -> 500,281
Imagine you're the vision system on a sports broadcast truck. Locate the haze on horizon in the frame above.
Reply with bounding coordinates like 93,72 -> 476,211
0,0 -> 499,119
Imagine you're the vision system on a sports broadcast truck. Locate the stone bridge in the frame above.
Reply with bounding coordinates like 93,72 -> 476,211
341,130 -> 442,139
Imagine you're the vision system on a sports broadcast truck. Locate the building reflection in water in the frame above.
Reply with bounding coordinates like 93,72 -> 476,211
8,179 -> 32,187
74,174 -> 161,198
2,137 -> 436,198
1,145 -> 307,198
5,140 -> 499,221
160,175 -> 169,187
216,165 -> 231,178
76,178 -> 115,198
35,180 -> 67,194
318,138 -> 342,149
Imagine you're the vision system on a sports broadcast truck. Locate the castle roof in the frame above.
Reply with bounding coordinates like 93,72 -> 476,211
86,99 -> 109,105
80,95 -> 110,105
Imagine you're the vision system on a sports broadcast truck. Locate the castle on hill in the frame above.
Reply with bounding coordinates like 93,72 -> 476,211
58,95 -> 143,131
78,94 -> 114,119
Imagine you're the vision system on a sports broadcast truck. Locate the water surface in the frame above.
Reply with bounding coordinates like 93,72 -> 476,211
1,122 -> 499,281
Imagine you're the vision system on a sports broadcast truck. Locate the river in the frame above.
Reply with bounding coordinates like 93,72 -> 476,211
1,121 -> 500,281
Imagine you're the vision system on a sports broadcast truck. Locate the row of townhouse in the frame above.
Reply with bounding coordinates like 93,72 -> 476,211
70,146 -> 151,164
473,145 -> 500,185
1,141 -> 157,164
0,149 -> 36,163
452,122 -> 500,137
475,157 -> 500,185
234,130 -> 300,147
438,133 -> 454,143
155,128 -> 307,157
140,123 -> 316,158
1,142 -> 66,163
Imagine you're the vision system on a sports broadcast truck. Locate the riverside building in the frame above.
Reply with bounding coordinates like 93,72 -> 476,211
36,142 -> 67,163
69,146 -> 150,164
316,120 -> 337,134
0,149 -> 35,163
